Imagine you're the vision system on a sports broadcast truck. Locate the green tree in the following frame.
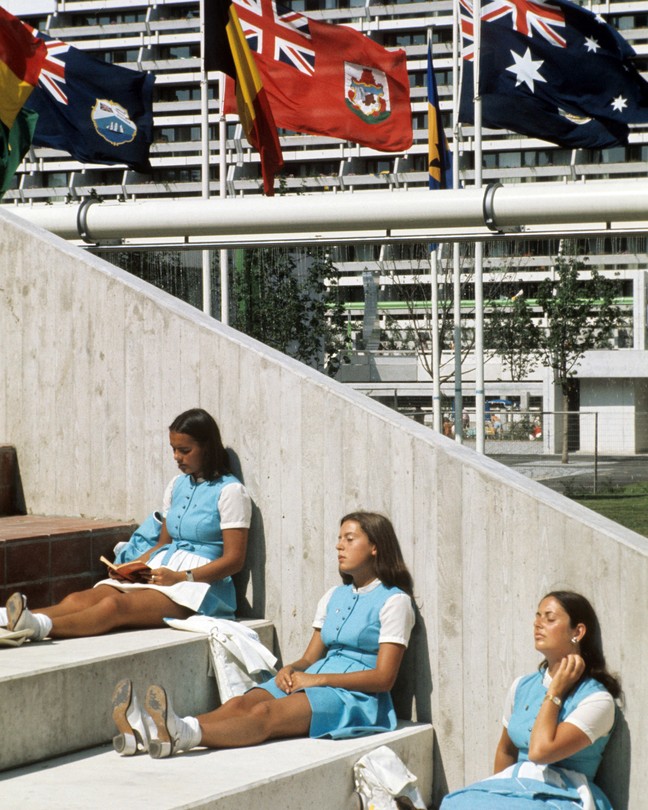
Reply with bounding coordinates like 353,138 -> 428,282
231,245 -> 348,375
485,251 -> 625,462
535,252 -> 625,463
485,293 -> 542,382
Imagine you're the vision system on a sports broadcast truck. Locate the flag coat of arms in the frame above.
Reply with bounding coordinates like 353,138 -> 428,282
24,25 -> 154,171
459,0 -> 648,148
224,0 -> 412,152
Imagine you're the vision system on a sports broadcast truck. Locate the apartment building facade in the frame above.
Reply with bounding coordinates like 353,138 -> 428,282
5,0 -> 648,451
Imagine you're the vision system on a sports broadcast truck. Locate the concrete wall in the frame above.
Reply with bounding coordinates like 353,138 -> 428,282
1,208 -> 645,808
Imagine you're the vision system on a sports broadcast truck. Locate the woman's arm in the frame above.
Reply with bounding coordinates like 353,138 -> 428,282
285,641 -> 406,694
493,727 -> 519,772
527,654 -> 592,764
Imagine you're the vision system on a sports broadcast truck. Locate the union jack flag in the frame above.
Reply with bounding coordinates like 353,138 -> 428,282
234,0 -> 315,75
22,22 -> 70,104
460,0 -> 566,61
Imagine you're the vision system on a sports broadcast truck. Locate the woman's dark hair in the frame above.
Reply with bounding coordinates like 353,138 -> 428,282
540,590 -> 622,699
169,408 -> 231,480
339,511 -> 414,597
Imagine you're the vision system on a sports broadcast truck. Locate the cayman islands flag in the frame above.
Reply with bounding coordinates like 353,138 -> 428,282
24,25 -> 154,171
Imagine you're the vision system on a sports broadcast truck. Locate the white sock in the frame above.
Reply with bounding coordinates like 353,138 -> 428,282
35,613 -> 53,640
179,715 -> 202,751
0,608 -> 7,626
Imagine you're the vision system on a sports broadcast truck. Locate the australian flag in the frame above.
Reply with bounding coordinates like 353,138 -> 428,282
459,0 -> 648,148
25,27 -> 154,171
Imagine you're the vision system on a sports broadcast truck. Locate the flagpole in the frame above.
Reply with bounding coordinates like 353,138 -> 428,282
431,245 -> 442,433
219,74 -> 230,325
200,0 -> 212,317
473,0 -> 486,454
452,0 -> 463,443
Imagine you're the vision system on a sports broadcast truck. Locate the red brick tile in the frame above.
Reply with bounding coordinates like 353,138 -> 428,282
50,534 -> 93,577
51,575 -> 96,604
6,539 -> 50,583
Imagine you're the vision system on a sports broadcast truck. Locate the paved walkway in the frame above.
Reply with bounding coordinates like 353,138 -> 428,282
488,452 -> 648,494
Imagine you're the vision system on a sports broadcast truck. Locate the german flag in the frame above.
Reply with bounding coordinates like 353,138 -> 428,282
204,0 -> 283,196
0,7 -> 46,130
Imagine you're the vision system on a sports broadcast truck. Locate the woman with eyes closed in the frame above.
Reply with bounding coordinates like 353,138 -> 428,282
110,511 -> 416,759
3,408 -> 251,650
441,591 -> 621,810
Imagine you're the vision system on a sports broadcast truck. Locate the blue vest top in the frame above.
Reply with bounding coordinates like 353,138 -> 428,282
311,582 -> 406,675
508,670 -> 613,779
159,473 -> 241,618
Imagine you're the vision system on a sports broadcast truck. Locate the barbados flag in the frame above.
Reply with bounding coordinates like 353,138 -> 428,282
427,42 -> 452,191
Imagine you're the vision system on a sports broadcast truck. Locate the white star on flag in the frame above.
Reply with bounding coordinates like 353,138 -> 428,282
611,95 -> 628,112
584,36 -> 600,53
506,47 -> 546,91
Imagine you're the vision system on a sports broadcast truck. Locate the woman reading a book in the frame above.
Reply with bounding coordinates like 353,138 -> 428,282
111,511 -> 415,758
3,408 -> 251,642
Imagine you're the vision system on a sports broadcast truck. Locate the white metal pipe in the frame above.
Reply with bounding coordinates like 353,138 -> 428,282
9,180 -> 648,242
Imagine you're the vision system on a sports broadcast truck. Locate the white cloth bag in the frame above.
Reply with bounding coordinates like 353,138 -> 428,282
353,745 -> 427,810
165,616 -> 277,701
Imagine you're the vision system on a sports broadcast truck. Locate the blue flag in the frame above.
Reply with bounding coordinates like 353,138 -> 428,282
459,0 -> 648,148
25,27 -> 154,171
427,43 -> 453,190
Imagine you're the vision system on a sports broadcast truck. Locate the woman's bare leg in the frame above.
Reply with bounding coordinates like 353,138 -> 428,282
196,690 -> 312,748
33,585 -> 118,619
47,589 -> 191,638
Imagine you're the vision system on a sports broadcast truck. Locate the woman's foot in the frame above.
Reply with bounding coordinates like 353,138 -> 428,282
112,678 -> 155,755
144,685 -> 201,758
6,593 -> 51,641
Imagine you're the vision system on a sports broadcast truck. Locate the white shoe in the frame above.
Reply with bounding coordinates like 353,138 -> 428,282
112,678 -> 155,755
6,593 -> 41,640
145,685 -> 196,758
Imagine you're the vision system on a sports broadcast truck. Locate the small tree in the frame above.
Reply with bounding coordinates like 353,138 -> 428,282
535,252 -> 625,463
485,293 -> 542,381
484,251 -> 626,461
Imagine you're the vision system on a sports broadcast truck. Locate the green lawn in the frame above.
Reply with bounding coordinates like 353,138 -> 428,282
574,482 -> 648,538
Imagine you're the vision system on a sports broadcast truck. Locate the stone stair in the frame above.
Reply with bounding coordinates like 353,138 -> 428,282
0,445 -> 434,808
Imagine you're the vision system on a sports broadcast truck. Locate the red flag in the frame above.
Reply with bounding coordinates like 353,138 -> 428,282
0,7 -> 47,129
204,0 -> 283,195
225,0 -> 412,152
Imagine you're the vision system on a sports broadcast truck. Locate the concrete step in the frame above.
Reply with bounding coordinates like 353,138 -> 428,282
0,514 -> 138,606
0,721 -> 433,810
0,621 -> 275,772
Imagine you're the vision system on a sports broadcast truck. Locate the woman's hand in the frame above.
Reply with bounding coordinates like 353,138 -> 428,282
274,666 -> 324,693
274,666 -> 297,693
147,567 -> 188,587
549,654 -> 586,700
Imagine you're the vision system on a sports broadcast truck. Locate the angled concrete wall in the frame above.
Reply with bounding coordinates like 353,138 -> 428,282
0,207 -> 645,808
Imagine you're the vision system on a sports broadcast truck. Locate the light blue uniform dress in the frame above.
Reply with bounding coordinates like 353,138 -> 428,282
107,473 -> 247,618
257,581 -> 412,739
441,671 -> 614,809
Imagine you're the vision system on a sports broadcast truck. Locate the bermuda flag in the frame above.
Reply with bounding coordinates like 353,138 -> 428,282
222,0 -> 413,152
459,0 -> 648,148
